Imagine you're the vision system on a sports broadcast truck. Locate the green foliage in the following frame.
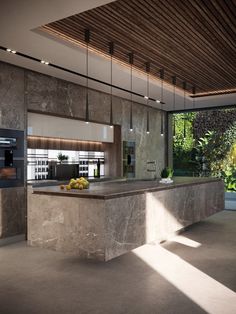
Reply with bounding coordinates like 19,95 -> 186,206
57,153 -> 69,163
161,167 -> 174,178
173,113 -> 197,172
195,130 -> 229,172
173,110 -> 236,191
195,124 -> 236,177
193,108 -> 236,140
221,165 -> 236,192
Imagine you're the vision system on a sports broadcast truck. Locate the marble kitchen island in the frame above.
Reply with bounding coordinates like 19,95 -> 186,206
28,177 -> 224,261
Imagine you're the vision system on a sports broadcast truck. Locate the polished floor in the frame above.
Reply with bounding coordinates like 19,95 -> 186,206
0,210 -> 236,314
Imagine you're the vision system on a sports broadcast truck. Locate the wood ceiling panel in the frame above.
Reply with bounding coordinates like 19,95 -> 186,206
42,0 -> 236,94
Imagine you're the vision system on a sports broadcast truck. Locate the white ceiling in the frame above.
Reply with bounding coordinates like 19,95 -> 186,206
0,0 -> 235,111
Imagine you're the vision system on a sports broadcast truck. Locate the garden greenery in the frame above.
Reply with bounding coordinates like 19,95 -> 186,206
173,109 -> 236,191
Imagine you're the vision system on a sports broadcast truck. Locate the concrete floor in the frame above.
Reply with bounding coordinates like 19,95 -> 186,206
0,210 -> 236,314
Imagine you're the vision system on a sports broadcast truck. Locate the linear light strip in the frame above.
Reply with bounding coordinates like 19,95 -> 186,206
191,89 -> 236,97
27,135 -> 102,145
0,45 -> 165,107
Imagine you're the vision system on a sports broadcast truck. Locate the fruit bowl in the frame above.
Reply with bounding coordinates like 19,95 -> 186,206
60,177 -> 89,191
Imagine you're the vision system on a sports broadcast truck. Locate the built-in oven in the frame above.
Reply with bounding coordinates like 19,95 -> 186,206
123,141 -> 135,178
0,129 -> 24,188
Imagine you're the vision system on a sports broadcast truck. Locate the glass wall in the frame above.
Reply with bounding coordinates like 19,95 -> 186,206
172,108 -> 236,191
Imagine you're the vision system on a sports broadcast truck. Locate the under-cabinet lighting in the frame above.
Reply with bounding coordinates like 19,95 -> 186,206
27,135 -> 102,145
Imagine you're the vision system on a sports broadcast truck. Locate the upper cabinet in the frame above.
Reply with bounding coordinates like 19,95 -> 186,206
27,112 -> 114,143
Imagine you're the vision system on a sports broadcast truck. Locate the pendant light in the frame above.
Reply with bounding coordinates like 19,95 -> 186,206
160,69 -> 164,136
183,81 -> 187,139
146,110 -> 150,134
172,76 -> 177,138
85,29 -> 90,124
192,85 -> 196,109
109,42 -> 114,128
146,62 -> 150,134
128,52 -> 134,132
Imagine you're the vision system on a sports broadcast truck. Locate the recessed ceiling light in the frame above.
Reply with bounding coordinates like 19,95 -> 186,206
6,48 -> 16,54
156,100 -> 161,103
144,96 -> 149,99
41,60 -> 49,65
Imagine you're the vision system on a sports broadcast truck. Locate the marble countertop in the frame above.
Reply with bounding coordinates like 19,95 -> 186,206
32,177 -> 222,200
28,177 -> 114,187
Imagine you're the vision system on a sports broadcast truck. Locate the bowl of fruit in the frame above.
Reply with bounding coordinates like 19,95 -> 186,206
60,177 -> 89,191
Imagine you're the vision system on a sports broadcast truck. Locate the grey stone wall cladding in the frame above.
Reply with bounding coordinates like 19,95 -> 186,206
0,187 -> 26,238
0,62 -> 26,238
0,60 -> 164,239
0,62 -> 25,130
25,69 -> 165,178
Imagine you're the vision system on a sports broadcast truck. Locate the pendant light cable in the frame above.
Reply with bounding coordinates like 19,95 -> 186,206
172,76 -> 176,137
160,69 -> 164,136
129,52 -> 134,131
183,81 -> 187,139
109,42 -> 114,127
146,62 -> 150,134
85,29 -> 90,123
192,85 -> 196,109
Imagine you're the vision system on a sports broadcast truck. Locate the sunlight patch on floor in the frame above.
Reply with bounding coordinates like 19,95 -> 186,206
133,244 -> 236,314
169,235 -> 202,248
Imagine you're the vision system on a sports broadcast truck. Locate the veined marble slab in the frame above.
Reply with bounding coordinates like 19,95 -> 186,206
28,178 -> 224,261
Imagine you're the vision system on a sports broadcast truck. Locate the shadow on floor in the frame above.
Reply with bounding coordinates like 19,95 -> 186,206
0,243 -> 206,314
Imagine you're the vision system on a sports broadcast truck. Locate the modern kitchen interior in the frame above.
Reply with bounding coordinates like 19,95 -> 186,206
0,1 -> 236,313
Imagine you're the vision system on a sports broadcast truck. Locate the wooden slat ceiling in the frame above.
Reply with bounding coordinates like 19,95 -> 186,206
42,0 -> 236,94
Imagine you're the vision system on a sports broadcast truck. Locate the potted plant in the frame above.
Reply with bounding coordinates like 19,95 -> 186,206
160,167 -> 174,183
57,153 -> 69,164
